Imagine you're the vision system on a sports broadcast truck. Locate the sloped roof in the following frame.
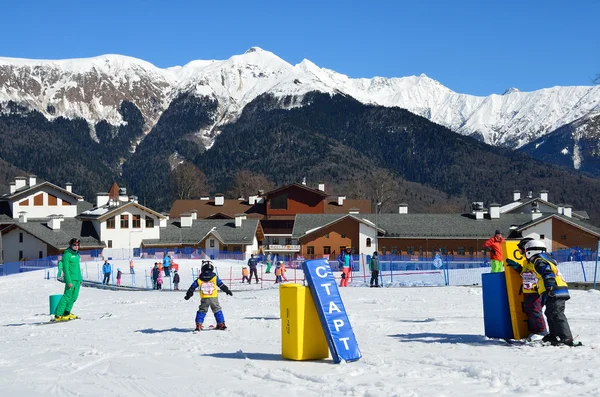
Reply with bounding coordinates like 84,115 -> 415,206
78,201 -> 165,221
0,218 -> 104,250
500,198 -> 589,220
264,183 -> 328,199
516,213 -> 600,237
0,181 -> 83,201
141,218 -> 263,246
169,199 -> 265,219
324,199 -> 372,214
292,213 -> 534,239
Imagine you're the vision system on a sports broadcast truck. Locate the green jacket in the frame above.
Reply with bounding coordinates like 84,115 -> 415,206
57,260 -> 63,278
369,256 -> 379,272
62,247 -> 82,284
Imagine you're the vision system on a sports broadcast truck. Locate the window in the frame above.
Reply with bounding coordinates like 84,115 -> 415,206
325,233 -> 329,238
107,240 -> 113,248
269,193 -> 288,210
561,235 -> 567,240
366,238 -> 371,247
285,238 -> 292,245
19,251 -> 23,260
540,234 -> 545,239
407,246 -> 415,255
273,238 -> 279,245
34,193 -> 43,206
19,233 -> 23,243
441,247 -> 448,255
457,246 -> 465,255
106,217 -> 115,229
469,247 -> 474,256
120,214 -> 129,229
21,199 -> 29,206
324,246 -> 331,254
48,194 -> 57,206
209,239 -> 215,248
339,246 -> 346,254
132,215 -> 141,228
145,216 -> 154,228
307,246 -> 315,255
39,251 -> 43,259
341,234 -> 346,238
391,246 -> 398,254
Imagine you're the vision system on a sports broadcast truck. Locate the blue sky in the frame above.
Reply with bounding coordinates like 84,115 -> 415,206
2,0 -> 598,96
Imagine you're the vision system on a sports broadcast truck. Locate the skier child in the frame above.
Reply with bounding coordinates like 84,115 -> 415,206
241,266 -> 250,283
157,272 -> 163,290
184,260 -> 233,331
173,270 -> 180,290
508,239 -> 579,346
505,238 -> 548,342
116,268 -> 122,286
274,261 -> 283,284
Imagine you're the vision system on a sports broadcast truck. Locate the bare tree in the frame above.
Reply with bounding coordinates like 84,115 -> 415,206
229,170 -> 274,198
594,74 -> 600,84
172,162 -> 211,200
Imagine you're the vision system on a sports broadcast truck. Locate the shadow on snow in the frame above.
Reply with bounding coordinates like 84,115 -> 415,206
135,327 -> 192,334
389,332 -> 505,346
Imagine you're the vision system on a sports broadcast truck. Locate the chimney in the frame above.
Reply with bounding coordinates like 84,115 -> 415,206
9,182 -> 16,194
18,211 -> 27,223
200,196 -> 210,200
539,190 -> 548,201
349,208 -> 359,214
131,196 -> 138,203
65,183 -> 72,193
318,183 -> 325,192
235,213 -> 247,228
399,204 -> 408,214
249,195 -> 257,205
337,196 -> 345,206
527,191 -> 533,199
301,177 -> 306,186
557,204 -> 564,215
160,214 -> 169,228
489,203 -> 500,219
119,187 -> 128,202
48,214 -> 64,230
513,190 -> 521,202
472,202 -> 485,220
531,207 -> 542,220
28,175 -> 37,187
96,193 -> 109,207
181,213 -> 192,228
238,196 -> 245,201
190,210 -> 197,220
563,205 -> 572,218
15,177 -> 26,190
215,194 -> 224,206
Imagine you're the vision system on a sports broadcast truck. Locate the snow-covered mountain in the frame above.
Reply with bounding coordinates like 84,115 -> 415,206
1,47 -> 599,148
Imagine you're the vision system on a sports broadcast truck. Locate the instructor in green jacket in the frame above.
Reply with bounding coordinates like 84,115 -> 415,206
54,238 -> 82,321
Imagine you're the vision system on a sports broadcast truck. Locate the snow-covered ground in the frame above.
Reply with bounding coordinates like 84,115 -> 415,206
1,258 -> 599,397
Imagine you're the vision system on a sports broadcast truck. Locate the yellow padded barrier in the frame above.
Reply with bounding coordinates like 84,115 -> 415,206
279,284 -> 329,360
502,240 -> 529,340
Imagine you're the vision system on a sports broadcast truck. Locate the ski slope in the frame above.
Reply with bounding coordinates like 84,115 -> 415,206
1,258 -> 599,397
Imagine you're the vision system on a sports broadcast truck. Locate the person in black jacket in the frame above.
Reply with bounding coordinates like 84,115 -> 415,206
247,254 -> 259,284
151,263 -> 160,290
185,261 -> 233,331
173,270 -> 180,290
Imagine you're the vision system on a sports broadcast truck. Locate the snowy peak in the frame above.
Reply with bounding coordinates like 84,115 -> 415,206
1,48 -> 600,150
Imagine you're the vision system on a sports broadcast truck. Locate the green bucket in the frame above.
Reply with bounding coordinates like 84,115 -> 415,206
49,294 -> 62,315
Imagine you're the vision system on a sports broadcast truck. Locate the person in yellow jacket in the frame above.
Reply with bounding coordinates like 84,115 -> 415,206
184,260 -> 232,332
54,238 -> 82,321
508,239 -> 579,346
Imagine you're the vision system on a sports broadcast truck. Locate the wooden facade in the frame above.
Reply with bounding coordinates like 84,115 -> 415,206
265,185 -> 326,217
299,217 -> 360,256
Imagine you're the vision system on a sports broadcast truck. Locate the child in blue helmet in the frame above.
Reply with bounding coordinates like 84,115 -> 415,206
184,260 -> 233,331
116,268 -> 122,286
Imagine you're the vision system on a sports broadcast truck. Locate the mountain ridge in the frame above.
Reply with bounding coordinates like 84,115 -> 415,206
1,47 -> 599,150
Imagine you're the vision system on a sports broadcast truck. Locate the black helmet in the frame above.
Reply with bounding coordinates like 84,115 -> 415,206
373,251 -> 378,257
201,260 -> 214,273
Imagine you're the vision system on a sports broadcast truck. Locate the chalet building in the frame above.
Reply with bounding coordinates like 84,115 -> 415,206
292,203 -> 600,259
501,190 -> 589,220
169,182 -> 371,257
140,213 -> 264,259
0,176 -> 100,262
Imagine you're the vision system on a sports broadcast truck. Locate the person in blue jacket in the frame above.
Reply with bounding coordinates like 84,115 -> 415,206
184,260 -> 233,331
102,260 -> 111,285
162,255 -> 171,277
247,254 -> 259,284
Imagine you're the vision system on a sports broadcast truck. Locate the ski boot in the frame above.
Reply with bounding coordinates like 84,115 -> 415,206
63,312 -> 78,320
53,315 -> 70,322
215,323 -> 227,330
